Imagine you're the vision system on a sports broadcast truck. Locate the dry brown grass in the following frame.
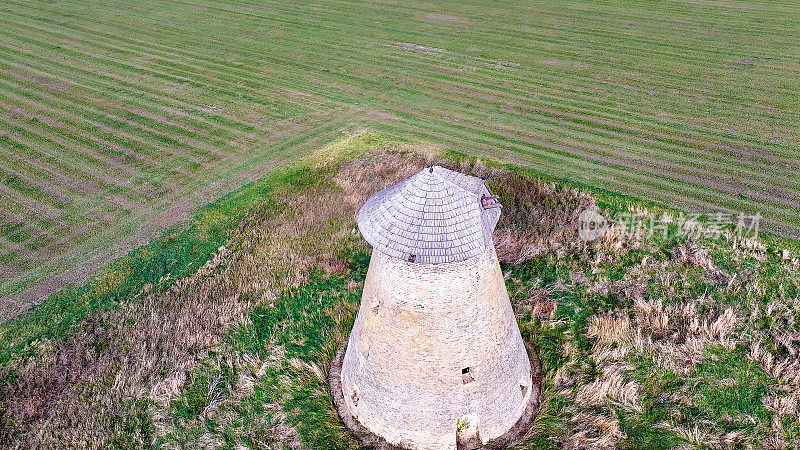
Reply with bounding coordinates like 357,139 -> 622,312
0,144 -> 437,448
488,173 -> 599,264
632,299 -> 737,372
1,245 -> 250,448
552,224 -> 800,447
2,140 -> 797,449
553,235 -> 755,448
564,412 -> 624,449
672,242 -> 728,282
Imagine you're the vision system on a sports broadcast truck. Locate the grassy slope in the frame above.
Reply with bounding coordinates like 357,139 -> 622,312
0,133 -> 392,371
2,0 -> 799,300
1,134 -> 798,448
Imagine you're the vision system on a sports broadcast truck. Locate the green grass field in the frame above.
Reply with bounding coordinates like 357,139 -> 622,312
1,135 -> 798,448
1,1 -> 798,312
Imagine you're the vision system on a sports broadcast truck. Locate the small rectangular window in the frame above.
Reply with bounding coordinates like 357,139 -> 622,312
462,367 -> 474,384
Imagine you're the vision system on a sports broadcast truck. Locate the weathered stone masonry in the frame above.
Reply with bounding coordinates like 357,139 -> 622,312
337,166 -> 533,450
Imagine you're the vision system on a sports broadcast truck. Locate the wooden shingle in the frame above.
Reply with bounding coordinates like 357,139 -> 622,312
357,166 -> 501,263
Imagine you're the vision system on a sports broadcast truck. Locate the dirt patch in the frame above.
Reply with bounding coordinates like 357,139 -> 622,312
363,108 -> 402,122
284,88 -> 313,100
389,42 -> 446,56
727,56 -> 767,69
66,178 -> 102,195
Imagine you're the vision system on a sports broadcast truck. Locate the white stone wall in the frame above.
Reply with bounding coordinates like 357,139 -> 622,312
340,247 -> 532,450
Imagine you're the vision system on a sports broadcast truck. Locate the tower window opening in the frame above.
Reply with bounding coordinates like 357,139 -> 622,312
351,390 -> 359,407
462,367 -> 475,384
520,384 -> 529,398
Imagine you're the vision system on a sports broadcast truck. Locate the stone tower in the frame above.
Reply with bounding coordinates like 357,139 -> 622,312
336,166 -> 533,450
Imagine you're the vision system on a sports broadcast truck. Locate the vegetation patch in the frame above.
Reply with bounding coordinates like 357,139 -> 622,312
2,0 -> 799,303
1,134 -> 798,448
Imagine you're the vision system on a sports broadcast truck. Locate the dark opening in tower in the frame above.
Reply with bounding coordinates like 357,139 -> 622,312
462,367 -> 475,384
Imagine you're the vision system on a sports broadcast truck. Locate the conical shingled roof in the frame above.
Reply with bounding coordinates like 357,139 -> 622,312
357,166 -> 501,264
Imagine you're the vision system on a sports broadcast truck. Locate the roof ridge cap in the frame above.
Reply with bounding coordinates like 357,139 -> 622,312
408,180 -> 430,258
